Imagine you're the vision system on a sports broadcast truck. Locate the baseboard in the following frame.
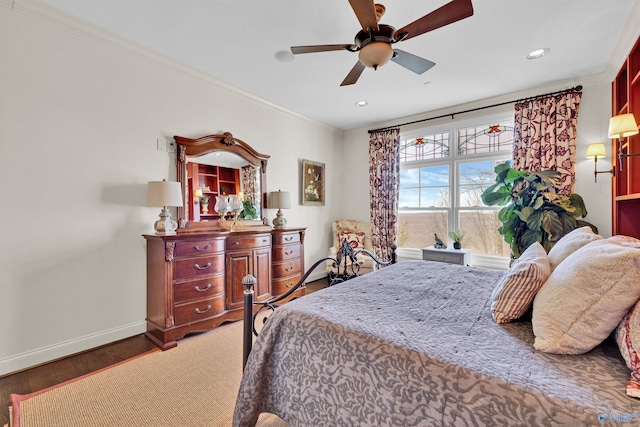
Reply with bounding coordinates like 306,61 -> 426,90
0,321 -> 146,377
306,269 -> 326,283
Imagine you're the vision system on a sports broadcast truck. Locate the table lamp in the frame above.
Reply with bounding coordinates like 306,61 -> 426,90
269,190 -> 291,229
147,180 -> 183,235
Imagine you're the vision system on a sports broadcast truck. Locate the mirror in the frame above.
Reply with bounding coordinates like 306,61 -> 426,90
174,132 -> 270,231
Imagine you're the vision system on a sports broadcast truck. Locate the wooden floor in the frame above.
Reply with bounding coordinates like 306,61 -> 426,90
0,278 -> 327,426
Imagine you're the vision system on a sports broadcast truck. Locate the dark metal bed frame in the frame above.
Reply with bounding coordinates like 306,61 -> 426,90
241,239 -> 397,367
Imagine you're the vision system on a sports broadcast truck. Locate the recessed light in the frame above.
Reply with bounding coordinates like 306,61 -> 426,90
355,100 -> 368,107
526,48 -> 550,60
274,50 -> 295,63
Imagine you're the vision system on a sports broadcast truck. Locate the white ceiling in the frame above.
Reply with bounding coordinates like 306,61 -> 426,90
38,0 -> 637,130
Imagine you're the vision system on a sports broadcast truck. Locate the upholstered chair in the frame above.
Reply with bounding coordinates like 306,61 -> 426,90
326,219 -> 376,278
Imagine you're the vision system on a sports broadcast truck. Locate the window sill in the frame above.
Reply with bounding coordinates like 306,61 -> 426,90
397,247 -> 509,271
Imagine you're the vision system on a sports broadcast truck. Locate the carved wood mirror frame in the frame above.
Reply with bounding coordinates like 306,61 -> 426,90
174,132 -> 270,231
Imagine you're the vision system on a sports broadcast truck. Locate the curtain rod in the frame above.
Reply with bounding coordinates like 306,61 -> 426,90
367,85 -> 583,134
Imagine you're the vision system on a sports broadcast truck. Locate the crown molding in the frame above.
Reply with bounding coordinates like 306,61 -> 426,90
2,0 -> 337,132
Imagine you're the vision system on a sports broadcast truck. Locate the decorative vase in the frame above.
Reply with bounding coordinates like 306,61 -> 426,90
201,203 -> 209,214
453,242 -> 462,250
214,196 -> 229,221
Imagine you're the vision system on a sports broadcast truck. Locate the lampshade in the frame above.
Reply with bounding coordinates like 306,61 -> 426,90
608,113 -> 639,139
269,191 -> 291,209
147,180 -> 183,207
586,142 -> 606,159
358,42 -> 393,69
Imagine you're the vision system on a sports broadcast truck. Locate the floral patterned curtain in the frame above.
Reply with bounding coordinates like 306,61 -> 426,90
513,90 -> 582,194
240,165 -> 258,205
369,128 -> 400,262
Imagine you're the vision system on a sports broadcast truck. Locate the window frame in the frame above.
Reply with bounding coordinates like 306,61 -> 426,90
397,112 -> 514,269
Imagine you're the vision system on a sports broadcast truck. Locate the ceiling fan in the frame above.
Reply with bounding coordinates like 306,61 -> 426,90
290,0 -> 474,86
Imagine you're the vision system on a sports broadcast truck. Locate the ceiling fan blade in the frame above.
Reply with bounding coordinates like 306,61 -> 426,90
340,61 -> 366,86
291,44 -> 355,54
348,0 -> 378,32
395,0 -> 473,41
391,49 -> 436,74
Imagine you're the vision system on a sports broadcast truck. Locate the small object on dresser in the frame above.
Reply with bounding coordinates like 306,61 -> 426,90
434,233 -> 447,249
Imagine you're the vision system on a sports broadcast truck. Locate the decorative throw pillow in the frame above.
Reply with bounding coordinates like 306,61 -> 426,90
532,238 -> 640,354
490,242 -> 551,324
615,300 -> 640,398
609,235 -> 640,248
338,232 -> 365,250
547,226 -> 602,271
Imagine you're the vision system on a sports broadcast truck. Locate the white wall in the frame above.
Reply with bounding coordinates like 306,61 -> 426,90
0,1 -> 342,374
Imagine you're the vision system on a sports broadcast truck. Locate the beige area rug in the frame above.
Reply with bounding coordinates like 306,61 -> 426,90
10,321 -> 288,427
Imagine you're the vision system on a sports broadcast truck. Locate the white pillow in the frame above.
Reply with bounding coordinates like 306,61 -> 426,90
547,226 -> 602,271
490,242 -> 550,324
532,238 -> 640,354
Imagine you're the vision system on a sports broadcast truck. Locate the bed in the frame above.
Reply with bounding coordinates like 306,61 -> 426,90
233,233 -> 640,426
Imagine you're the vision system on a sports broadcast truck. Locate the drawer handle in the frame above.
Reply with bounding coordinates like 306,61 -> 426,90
285,266 -> 293,272
263,239 -> 268,243
194,283 -> 212,292
286,282 -> 294,289
194,244 -> 211,251
194,305 -> 211,314
285,250 -> 293,255
285,236 -> 293,241
194,262 -> 212,270
235,242 -> 239,246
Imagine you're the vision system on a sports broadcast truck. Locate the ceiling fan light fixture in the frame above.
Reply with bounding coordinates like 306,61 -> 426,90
358,42 -> 393,69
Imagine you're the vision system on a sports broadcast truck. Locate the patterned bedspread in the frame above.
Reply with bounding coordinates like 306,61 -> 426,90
233,261 -> 640,426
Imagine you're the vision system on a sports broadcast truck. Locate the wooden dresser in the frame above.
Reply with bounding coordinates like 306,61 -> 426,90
271,229 -> 306,302
144,227 -> 306,349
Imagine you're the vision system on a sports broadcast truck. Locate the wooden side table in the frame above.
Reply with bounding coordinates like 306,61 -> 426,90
421,247 -> 471,266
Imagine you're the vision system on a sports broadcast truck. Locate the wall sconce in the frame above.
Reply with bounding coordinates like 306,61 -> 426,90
586,142 -> 614,183
147,180 -> 184,235
268,190 -> 291,229
194,188 -> 203,204
608,113 -> 639,171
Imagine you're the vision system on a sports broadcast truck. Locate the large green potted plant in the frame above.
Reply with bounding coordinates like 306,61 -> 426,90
481,163 -> 596,258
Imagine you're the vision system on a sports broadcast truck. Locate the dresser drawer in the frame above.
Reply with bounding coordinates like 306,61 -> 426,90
174,255 -> 225,280
272,245 -> 301,262
226,234 -> 271,250
174,295 -> 225,326
174,239 -> 224,258
273,232 -> 300,246
174,274 -> 225,304
272,259 -> 302,278
272,274 -> 302,296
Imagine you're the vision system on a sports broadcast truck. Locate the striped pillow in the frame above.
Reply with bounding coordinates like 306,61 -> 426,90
490,242 -> 551,324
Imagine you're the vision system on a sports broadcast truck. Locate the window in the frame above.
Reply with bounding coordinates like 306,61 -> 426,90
398,114 -> 514,259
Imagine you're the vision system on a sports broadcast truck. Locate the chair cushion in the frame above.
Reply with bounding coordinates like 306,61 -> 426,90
338,232 -> 365,250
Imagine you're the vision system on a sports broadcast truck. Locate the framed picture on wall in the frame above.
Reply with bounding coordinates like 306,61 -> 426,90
301,159 -> 325,206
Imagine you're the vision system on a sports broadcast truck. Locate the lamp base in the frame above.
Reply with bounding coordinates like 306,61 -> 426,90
272,209 -> 287,229
154,207 -> 178,235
